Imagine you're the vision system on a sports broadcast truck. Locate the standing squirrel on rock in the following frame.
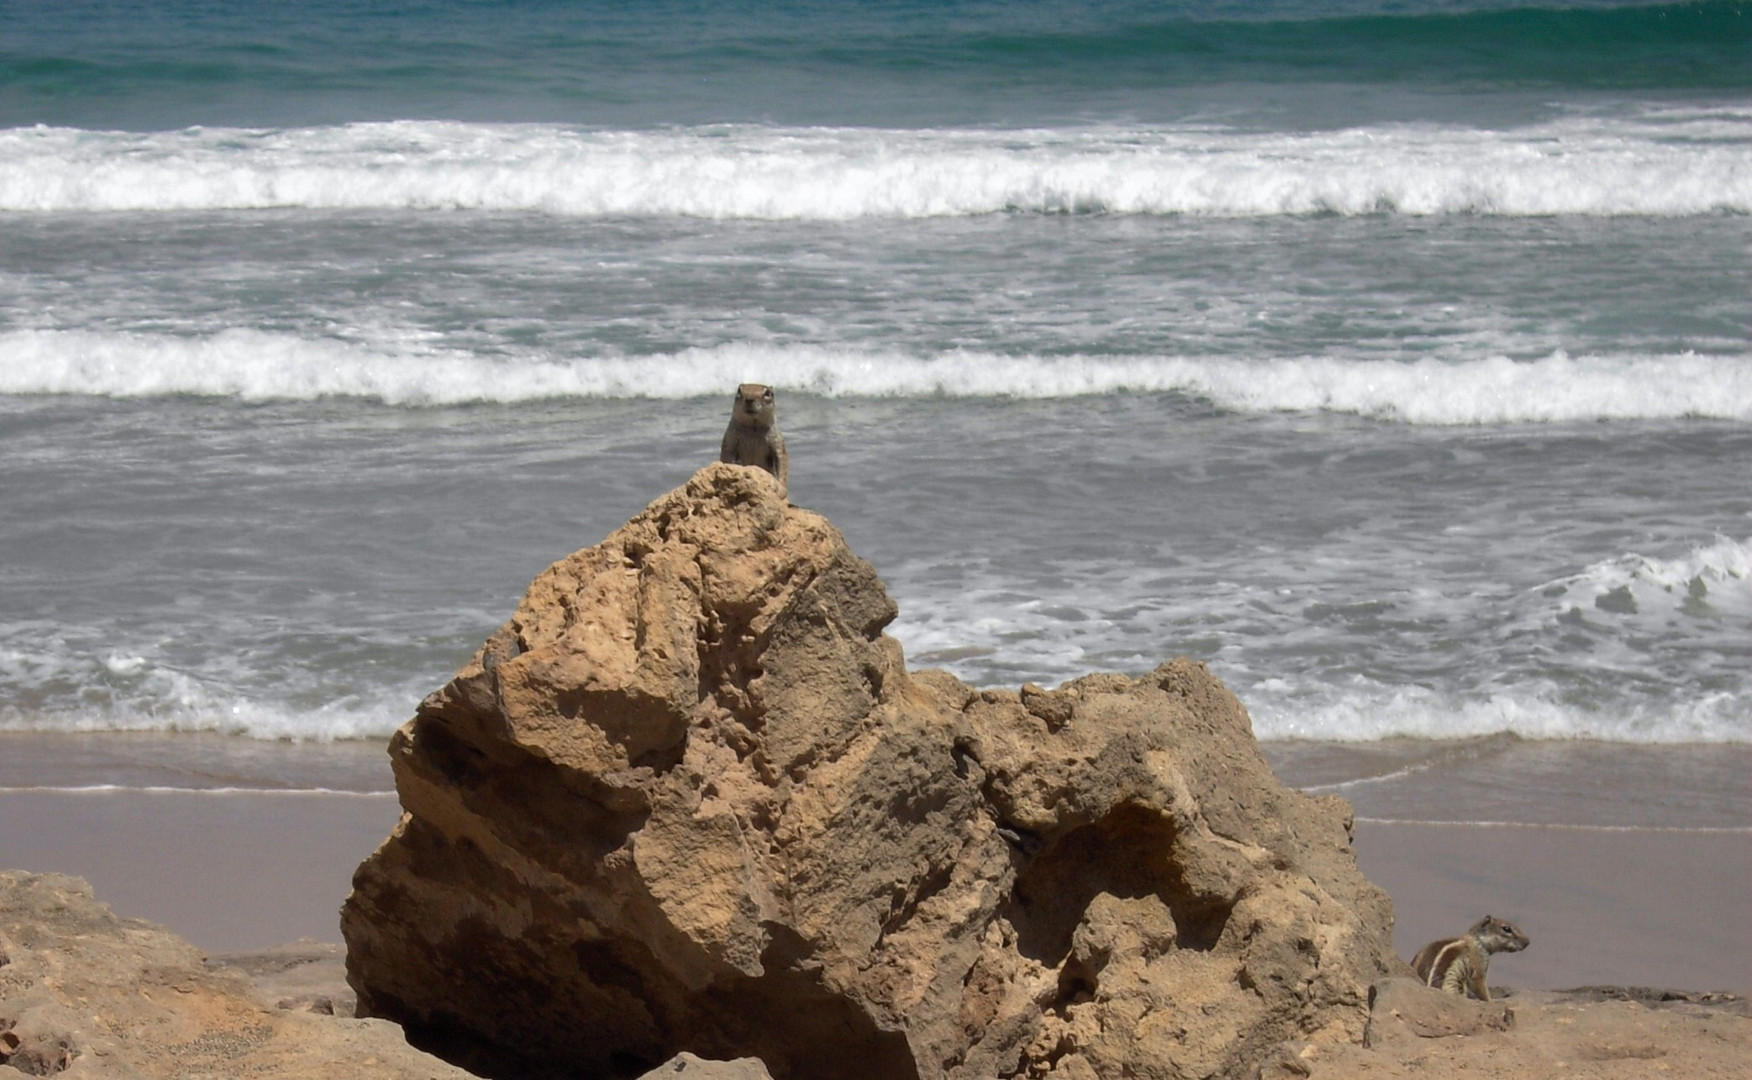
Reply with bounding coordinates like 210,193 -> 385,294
719,383 -> 788,495
1411,915 -> 1529,1001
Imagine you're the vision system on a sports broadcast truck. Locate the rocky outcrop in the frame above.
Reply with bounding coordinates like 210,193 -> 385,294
0,871 -> 476,1080
1363,978 -> 1516,1046
646,1054 -> 774,1080
341,463 -> 1401,1080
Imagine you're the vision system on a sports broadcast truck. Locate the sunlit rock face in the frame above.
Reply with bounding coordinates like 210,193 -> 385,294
342,463 -> 1398,1080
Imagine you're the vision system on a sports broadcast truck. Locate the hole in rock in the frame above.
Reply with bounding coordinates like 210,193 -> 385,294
414,719 -> 490,788
1005,802 -> 1233,969
368,912 -> 918,1080
693,925 -> 921,1080
378,922 -> 671,1080
1053,960 -> 1098,1013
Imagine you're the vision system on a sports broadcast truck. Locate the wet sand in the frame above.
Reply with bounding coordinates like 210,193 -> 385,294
0,730 -> 1746,991
1355,821 -> 1749,992
1267,736 -> 1751,991
0,787 -> 400,951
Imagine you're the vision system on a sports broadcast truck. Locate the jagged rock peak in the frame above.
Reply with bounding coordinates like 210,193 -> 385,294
343,462 -> 1400,1080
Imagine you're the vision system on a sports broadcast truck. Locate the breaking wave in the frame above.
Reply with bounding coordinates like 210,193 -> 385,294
3,330 -> 1748,423
2,114 -> 1748,218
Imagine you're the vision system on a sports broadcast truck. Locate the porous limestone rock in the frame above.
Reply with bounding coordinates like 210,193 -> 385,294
342,463 -> 1401,1080
638,1052 -> 774,1080
0,871 -> 476,1080
1362,978 -> 1515,1047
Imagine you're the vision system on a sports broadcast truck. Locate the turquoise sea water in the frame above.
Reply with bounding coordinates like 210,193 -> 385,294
5,1 -> 1749,129
0,1 -> 1747,749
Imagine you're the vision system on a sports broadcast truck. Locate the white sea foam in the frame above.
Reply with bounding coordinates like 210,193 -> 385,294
1349,819 -> 1752,835
1242,677 -> 1750,745
0,696 -> 407,742
1,117 -> 1746,218
0,635 -> 417,742
3,329 -> 1748,423
889,527 -> 1752,746
7,633 -> 1741,745
899,620 -> 1750,745
0,784 -> 395,797
1543,536 -> 1752,620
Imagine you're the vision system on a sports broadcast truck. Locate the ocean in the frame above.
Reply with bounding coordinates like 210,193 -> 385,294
1,2 -> 1748,798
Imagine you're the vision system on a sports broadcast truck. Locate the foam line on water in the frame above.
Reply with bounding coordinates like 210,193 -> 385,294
2,117 -> 1747,217
6,626 -> 1745,745
1354,818 -> 1752,835
0,636 -> 418,743
0,785 -> 395,797
1244,681 -> 1749,745
3,330 -> 1748,422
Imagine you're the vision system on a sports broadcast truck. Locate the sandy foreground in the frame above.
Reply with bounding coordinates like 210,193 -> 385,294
0,732 -> 1745,1077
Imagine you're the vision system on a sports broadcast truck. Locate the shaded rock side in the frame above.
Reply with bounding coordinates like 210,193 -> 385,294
341,463 -> 1400,1080
0,870 -> 477,1080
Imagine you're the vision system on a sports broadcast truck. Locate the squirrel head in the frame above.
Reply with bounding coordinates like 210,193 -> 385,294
733,383 -> 777,428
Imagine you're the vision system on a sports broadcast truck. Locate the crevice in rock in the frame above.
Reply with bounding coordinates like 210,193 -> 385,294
553,687 -> 690,772
685,927 -> 919,1080
1053,959 -> 1099,1015
1004,802 -> 1234,969
887,783 -> 953,828
411,717 -> 492,788
950,737 -> 980,780
877,862 -> 954,942
364,917 -> 676,1080
0,1020 -> 74,1076
405,723 -> 652,865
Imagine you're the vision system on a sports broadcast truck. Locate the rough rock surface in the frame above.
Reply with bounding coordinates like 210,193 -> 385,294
1363,978 -> 1516,1045
642,1053 -> 774,1080
1278,983 -> 1749,1079
0,871 -> 474,1080
342,463 -> 1402,1080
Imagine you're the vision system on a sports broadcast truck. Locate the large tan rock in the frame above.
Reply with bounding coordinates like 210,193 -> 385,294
0,871 -> 476,1080
342,463 -> 1401,1080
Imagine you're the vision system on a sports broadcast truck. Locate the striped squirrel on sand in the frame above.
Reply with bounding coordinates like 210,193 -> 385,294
1411,915 -> 1529,1001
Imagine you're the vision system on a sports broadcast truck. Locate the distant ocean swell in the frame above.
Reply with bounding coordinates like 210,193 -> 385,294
4,331 -> 1748,423
1,0 -> 1744,111
941,0 -> 1752,90
2,116 -> 1747,217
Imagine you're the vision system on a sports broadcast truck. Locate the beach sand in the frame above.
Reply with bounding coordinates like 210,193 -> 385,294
1354,822 -> 1748,992
0,787 -> 400,951
0,731 -> 1745,994
0,731 -> 397,952
1266,737 -> 1752,993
